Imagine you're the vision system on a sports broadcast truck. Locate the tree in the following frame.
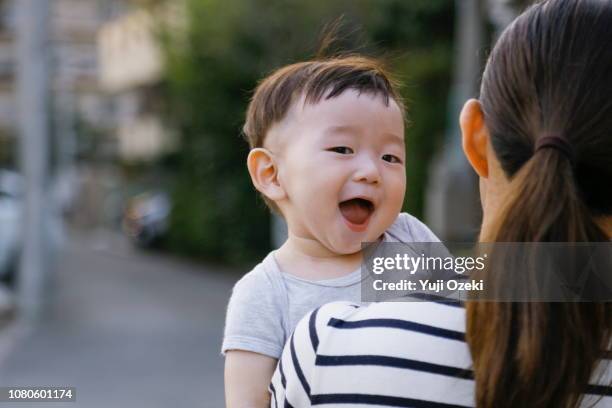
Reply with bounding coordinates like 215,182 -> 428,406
159,0 -> 454,264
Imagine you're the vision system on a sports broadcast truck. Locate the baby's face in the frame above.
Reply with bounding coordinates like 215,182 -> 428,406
268,89 -> 406,254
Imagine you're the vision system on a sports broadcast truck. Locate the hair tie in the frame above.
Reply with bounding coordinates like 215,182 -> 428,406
535,135 -> 575,163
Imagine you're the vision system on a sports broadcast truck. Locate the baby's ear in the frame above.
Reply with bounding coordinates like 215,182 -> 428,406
246,148 -> 286,202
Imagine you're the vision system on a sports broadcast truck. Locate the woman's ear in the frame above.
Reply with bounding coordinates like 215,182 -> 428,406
246,148 -> 286,202
460,99 -> 489,178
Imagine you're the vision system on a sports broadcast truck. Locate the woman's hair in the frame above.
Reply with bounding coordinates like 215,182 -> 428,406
466,0 -> 612,407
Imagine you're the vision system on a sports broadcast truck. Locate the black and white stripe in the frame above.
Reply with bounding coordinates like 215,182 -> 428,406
270,301 -> 612,407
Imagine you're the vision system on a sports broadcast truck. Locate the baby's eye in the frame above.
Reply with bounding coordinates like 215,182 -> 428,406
328,146 -> 354,154
382,154 -> 403,164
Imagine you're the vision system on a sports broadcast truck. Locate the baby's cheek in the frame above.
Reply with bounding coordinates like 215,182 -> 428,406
375,196 -> 404,234
388,178 -> 406,207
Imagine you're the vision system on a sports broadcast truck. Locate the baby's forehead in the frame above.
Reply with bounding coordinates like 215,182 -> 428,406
297,88 -> 401,120
264,91 -> 404,150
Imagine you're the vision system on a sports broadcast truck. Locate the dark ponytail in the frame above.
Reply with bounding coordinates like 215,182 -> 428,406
468,151 -> 610,407
466,1 -> 612,406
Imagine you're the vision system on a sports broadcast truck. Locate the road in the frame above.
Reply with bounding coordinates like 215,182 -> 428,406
0,230 -> 240,408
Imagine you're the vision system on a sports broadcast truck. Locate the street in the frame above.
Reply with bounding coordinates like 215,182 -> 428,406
0,230 -> 239,407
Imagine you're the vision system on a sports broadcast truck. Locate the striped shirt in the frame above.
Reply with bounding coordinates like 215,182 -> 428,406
270,300 -> 612,407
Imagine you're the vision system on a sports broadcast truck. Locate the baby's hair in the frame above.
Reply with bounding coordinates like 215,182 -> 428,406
242,55 -> 404,150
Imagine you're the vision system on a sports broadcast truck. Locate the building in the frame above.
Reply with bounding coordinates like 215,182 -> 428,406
0,0 -> 183,166
98,0 -> 183,162
0,0 -> 133,166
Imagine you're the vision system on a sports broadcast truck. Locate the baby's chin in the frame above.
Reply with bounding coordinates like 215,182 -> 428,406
325,230 -> 382,255
327,242 -> 362,256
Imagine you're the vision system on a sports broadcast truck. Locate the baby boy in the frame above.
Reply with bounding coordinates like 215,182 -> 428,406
222,55 -> 440,407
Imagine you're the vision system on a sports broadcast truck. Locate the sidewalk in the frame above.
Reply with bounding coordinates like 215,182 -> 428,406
0,230 -> 239,408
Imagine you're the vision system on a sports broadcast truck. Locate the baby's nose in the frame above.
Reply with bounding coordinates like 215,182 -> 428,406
353,158 -> 381,184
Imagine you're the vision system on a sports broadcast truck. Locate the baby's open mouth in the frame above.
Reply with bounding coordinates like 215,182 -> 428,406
339,198 -> 374,226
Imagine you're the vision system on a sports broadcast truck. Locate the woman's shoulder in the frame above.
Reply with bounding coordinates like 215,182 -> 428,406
314,300 -> 467,342
281,300 -> 474,407
302,300 -> 469,365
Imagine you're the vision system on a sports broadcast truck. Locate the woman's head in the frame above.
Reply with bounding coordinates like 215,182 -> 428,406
461,0 -> 612,240
459,1 -> 612,407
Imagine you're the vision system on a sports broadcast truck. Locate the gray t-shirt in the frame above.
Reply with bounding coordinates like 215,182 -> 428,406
221,212 -> 440,359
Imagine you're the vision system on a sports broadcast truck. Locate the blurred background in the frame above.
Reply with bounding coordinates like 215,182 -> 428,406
0,0 -> 528,406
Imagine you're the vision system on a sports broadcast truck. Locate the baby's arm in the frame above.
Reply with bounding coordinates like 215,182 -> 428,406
224,350 -> 277,408
222,267 -> 286,407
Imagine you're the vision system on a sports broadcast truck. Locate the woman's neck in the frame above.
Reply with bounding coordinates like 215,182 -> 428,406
598,215 -> 612,239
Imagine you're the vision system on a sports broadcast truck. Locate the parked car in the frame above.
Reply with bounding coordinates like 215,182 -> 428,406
0,169 -> 65,287
122,192 -> 171,248
0,170 -> 23,285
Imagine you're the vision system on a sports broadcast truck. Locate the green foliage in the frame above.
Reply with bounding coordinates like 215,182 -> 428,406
159,0 -> 454,264
368,0 -> 455,216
